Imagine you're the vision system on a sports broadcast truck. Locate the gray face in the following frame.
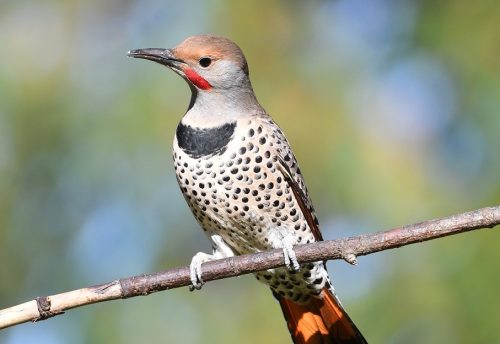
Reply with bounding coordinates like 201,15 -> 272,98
195,60 -> 249,90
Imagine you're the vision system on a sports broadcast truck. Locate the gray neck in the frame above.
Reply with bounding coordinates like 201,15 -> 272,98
182,81 -> 265,128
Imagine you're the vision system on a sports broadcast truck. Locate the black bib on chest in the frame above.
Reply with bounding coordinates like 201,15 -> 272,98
176,122 -> 237,159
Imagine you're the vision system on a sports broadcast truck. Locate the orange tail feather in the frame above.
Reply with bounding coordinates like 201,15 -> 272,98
275,288 -> 367,344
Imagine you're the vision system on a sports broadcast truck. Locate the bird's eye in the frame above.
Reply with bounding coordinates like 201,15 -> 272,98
199,57 -> 212,68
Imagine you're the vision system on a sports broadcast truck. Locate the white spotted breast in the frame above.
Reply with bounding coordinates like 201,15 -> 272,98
173,114 -> 329,301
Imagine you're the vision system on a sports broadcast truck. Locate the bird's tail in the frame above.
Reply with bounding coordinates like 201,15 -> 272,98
274,288 -> 367,344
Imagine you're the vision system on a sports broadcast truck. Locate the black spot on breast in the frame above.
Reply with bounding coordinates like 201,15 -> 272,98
176,122 -> 236,159
313,277 -> 323,285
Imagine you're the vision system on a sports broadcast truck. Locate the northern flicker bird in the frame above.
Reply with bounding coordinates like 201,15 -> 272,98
129,35 -> 366,344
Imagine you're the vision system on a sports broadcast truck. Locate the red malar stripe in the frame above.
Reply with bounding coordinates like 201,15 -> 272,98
184,68 -> 212,90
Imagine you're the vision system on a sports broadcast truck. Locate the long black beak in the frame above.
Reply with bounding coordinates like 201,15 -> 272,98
127,48 -> 183,67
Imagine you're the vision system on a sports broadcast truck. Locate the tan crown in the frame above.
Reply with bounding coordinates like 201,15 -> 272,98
172,35 -> 249,75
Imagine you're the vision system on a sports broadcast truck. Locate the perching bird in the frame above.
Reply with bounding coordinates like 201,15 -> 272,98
128,35 -> 367,344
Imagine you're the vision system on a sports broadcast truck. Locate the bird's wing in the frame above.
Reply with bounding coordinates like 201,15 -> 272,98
276,156 -> 323,242
254,115 -> 323,242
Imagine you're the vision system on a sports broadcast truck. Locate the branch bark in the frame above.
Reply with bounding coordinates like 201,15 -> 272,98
1,206 -> 499,330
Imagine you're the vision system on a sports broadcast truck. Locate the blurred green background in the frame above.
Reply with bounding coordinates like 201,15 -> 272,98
1,0 -> 499,343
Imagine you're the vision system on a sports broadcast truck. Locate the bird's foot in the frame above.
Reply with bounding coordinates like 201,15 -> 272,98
270,231 -> 300,271
189,252 -> 214,291
282,236 -> 300,271
189,235 -> 235,291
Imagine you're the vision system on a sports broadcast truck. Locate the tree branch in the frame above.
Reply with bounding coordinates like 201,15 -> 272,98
1,206 -> 499,330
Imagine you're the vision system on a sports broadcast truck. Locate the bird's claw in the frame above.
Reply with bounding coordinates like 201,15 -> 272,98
189,252 -> 211,291
188,235 -> 236,291
282,238 -> 300,271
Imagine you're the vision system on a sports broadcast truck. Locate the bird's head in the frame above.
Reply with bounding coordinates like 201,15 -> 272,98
128,35 -> 250,92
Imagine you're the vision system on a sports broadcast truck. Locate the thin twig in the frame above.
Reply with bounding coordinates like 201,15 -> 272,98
0,206 -> 498,330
